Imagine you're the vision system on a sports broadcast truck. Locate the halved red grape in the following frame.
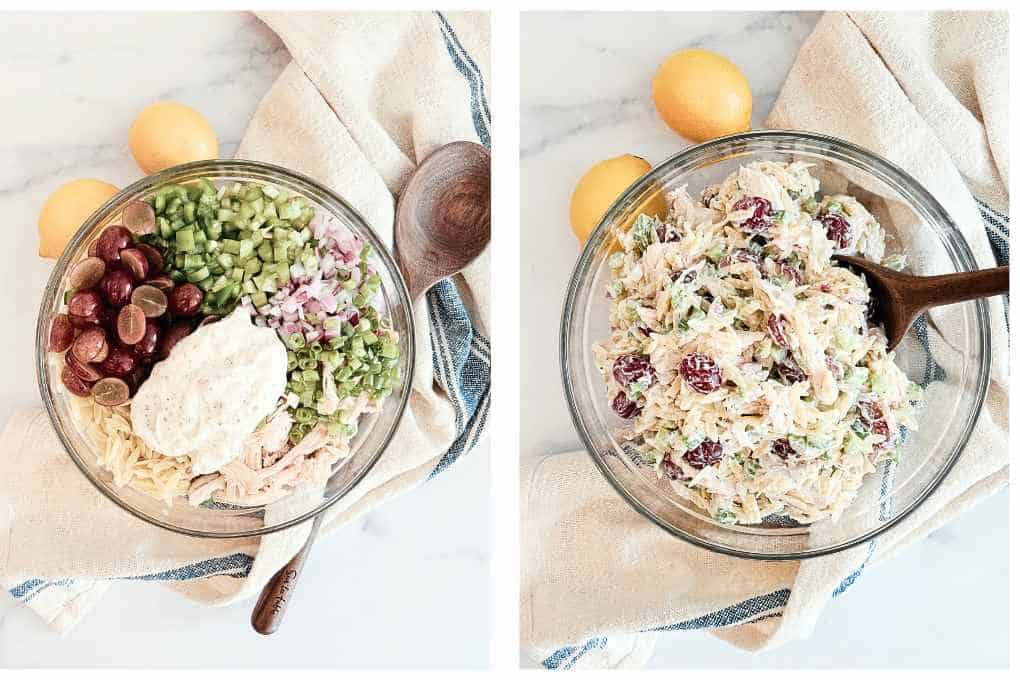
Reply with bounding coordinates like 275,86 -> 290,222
61,366 -> 92,397
48,313 -> 75,352
732,196 -> 773,233
117,304 -> 146,344
120,248 -> 149,281
72,326 -> 108,364
612,391 -> 640,419
772,438 -> 796,460
134,318 -> 161,360
145,275 -> 174,292
168,283 -> 203,316
776,260 -> 803,285
859,400 -> 891,445
766,313 -> 791,349
92,377 -> 130,406
98,346 -> 138,378
721,248 -> 762,271
679,353 -> 722,394
68,309 -> 107,329
159,321 -> 192,359
821,213 -> 851,249
122,201 -> 155,235
662,452 -> 686,481
68,257 -> 106,291
612,354 -> 655,387
774,357 -> 807,385
95,225 -> 133,264
671,268 -> 698,284
826,356 -> 845,380
135,243 -> 165,273
655,223 -> 680,243
682,439 -> 723,469
65,350 -> 102,382
99,268 -> 135,307
68,289 -> 103,318
131,285 -> 168,317
87,239 -> 99,258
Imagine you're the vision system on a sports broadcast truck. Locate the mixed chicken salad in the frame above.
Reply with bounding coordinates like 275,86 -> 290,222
593,161 -> 922,525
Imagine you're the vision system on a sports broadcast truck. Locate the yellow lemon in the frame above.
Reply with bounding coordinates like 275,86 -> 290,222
570,155 -> 664,247
38,179 -> 119,258
652,49 -> 752,143
128,101 -> 219,175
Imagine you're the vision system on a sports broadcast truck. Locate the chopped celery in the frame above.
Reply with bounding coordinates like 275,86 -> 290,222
182,253 -> 204,270
187,266 -> 210,284
210,275 -> 229,293
175,228 -> 196,253
257,241 -> 273,262
243,257 -> 262,275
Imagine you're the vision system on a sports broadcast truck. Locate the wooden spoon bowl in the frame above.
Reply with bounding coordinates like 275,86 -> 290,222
395,141 -> 491,301
834,255 -> 1008,349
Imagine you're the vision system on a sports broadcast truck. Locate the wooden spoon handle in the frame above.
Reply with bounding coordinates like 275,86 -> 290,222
250,517 -> 322,635
911,266 -> 1009,311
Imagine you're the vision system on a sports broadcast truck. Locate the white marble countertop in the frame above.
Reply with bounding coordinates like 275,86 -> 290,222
520,11 -> 1007,669
0,12 -> 488,668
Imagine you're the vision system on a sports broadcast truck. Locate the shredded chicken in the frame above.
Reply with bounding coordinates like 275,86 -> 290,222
185,408 -> 345,507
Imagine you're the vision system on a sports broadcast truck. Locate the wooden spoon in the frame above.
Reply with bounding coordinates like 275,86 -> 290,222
394,141 -> 491,302
834,255 -> 1008,349
251,141 -> 491,635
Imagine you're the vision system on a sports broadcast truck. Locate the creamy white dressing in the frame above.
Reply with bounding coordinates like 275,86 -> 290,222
131,307 -> 288,474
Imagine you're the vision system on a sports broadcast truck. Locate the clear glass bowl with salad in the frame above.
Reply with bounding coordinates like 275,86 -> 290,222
561,131 -> 991,560
37,160 -> 414,538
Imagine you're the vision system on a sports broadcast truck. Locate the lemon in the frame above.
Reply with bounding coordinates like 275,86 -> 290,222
570,154 -> 665,247
652,49 -> 752,142
38,179 -> 119,259
129,101 -> 219,175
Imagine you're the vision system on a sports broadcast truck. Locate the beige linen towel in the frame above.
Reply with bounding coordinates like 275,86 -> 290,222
521,11 -> 1007,669
1,11 -> 490,632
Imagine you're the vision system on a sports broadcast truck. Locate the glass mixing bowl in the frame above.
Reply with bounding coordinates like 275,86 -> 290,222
561,131 -> 991,560
36,160 -> 415,538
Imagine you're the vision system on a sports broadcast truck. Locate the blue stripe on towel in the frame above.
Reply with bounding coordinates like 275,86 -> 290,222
9,578 -> 46,600
975,198 -> 1009,328
543,589 -> 792,668
562,637 -> 608,670
435,11 -> 491,149
124,553 -> 254,582
912,318 -> 947,388
426,278 -> 491,478
650,588 -> 792,632
541,645 -> 579,670
10,554 -> 254,603
14,579 -> 74,605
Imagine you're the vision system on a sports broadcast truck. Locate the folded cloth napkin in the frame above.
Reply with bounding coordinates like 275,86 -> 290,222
1,10 -> 490,632
521,11 -> 1008,669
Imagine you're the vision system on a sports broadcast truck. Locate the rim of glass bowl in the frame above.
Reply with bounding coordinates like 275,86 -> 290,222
560,130 -> 991,560
36,159 -> 416,538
